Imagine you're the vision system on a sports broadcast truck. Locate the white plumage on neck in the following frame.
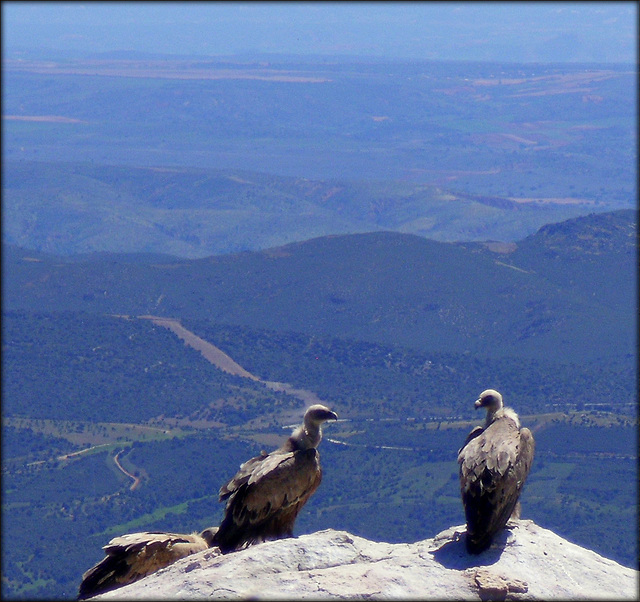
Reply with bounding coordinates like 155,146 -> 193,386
487,406 -> 520,428
290,404 -> 337,451
291,424 -> 321,450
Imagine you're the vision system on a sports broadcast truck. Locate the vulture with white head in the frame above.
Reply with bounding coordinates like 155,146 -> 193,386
457,389 -> 535,554
77,527 -> 218,599
212,403 -> 338,554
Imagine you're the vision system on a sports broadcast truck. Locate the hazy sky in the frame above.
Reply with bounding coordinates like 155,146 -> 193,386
2,1 -> 638,63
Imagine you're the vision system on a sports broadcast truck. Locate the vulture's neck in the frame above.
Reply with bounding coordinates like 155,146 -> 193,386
290,422 -> 322,451
486,406 -> 521,428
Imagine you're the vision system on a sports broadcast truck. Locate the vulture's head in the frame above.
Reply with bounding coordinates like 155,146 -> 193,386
304,404 -> 338,427
474,389 -> 503,412
199,527 -> 219,547
293,404 -> 338,450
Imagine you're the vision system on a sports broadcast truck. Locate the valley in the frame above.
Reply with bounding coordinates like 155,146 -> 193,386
1,51 -> 636,600
3,245 -> 637,597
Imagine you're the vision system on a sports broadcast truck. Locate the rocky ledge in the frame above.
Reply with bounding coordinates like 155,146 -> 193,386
94,520 -> 638,600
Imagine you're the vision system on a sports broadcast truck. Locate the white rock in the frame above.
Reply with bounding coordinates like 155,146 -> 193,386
94,520 -> 639,600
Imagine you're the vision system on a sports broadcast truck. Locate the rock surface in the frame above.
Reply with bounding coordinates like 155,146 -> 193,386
94,520 -> 638,600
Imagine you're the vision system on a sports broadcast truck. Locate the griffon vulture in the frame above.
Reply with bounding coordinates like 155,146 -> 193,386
211,403 -> 338,554
457,389 -> 535,554
77,527 -> 218,599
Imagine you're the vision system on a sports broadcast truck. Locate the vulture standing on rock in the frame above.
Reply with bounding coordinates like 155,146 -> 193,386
77,404 -> 337,598
211,403 -> 338,554
77,527 -> 219,599
457,389 -> 535,554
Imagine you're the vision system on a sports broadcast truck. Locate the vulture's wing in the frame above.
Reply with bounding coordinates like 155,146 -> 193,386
458,417 -> 519,490
457,425 -> 484,456
218,450 -> 271,501
458,417 -> 525,552
78,531 -> 210,599
232,449 -> 320,524
215,448 -> 321,552
514,427 -> 535,490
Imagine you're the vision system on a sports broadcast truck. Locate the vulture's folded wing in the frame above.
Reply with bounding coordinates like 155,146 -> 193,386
231,449 -> 321,527
78,531 -> 210,599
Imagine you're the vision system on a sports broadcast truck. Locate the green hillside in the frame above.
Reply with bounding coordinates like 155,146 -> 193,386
3,210 -> 636,363
1,311 -> 298,424
2,160 -> 603,258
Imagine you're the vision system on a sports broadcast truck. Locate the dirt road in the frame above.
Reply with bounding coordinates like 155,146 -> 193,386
138,315 -> 328,408
113,448 -> 142,491
139,315 -> 260,380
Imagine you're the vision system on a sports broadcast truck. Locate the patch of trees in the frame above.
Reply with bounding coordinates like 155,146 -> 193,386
183,319 -> 637,419
2,311 -> 299,424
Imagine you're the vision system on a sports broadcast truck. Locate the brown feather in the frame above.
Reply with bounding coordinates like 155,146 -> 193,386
458,393 -> 535,554
214,448 -> 322,553
78,529 -> 216,599
213,404 -> 336,554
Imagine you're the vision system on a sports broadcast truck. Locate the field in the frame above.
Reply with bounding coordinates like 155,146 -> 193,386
3,56 -> 635,206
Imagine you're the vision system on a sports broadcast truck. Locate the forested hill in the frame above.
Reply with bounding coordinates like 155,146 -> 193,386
2,159 -> 608,259
3,209 -> 636,364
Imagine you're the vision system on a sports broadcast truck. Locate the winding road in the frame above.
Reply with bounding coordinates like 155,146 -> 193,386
113,448 -> 142,491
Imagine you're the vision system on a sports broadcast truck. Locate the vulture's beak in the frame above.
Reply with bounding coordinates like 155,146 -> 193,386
474,399 -> 483,409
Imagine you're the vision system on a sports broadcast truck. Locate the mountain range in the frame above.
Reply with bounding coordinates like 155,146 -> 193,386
4,56 -> 636,237
4,208 -> 636,365
2,160 -> 613,259
2,51 -> 638,600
